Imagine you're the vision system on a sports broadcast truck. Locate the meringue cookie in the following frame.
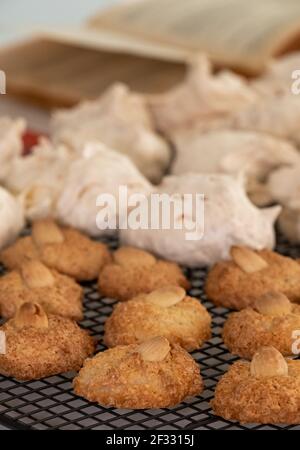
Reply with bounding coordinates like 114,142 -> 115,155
230,93 -> 300,145
0,117 -> 26,181
4,138 -> 74,221
120,174 -> 280,267
277,202 -> 300,244
266,164 -> 300,242
51,83 -> 171,183
148,55 -> 258,136
267,163 -> 300,206
0,187 -> 24,250
55,143 -> 153,237
252,52 -> 300,97
171,129 -> 300,206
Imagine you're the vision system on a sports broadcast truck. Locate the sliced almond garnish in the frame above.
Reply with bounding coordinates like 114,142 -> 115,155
21,260 -> 55,289
137,336 -> 170,362
250,346 -> 288,378
146,286 -> 186,307
13,303 -> 49,329
114,246 -> 156,267
254,292 -> 292,316
32,220 -> 64,246
230,246 -> 268,273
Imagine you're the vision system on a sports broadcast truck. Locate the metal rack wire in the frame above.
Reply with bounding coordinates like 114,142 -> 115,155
0,234 -> 299,430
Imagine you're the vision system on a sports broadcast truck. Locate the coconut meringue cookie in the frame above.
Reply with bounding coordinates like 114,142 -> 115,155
0,187 -> 24,250
3,138 -> 74,221
171,129 -> 300,206
120,174 -> 281,267
0,117 -> 26,181
212,346 -> 300,424
55,143 -> 153,237
148,55 -> 258,137
51,83 -> 171,183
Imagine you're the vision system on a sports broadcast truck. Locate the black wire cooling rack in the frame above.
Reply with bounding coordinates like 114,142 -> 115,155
0,234 -> 300,431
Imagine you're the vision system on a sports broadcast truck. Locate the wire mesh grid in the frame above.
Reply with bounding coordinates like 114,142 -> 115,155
0,233 -> 300,430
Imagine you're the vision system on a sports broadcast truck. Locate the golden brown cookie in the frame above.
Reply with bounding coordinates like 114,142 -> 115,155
104,286 -> 211,351
212,346 -> 300,424
0,303 -> 95,380
223,292 -> 300,359
98,246 -> 190,301
74,336 -> 202,409
205,246 -> 300,310
0,220 -> 111,281
0,260 -> 83,321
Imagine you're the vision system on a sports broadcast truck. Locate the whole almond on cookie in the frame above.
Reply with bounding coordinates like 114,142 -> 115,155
114,247 -> 156,267
32,220 -> 64,246
231,246 -> 268,273
137,337 -> 171,362
145,286 -> 186,307
254,292 -> 292,316
21,260 -> 55,289
250,346 -> 288,377
13,303 -> 49,330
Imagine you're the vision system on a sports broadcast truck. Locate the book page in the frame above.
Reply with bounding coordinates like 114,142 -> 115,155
88,0 -> 300,73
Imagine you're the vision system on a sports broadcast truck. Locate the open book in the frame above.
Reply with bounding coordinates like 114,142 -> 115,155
89,0 -> 300,74
2,0 -> 300,107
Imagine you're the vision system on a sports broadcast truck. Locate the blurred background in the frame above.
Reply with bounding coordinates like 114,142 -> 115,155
0,0 -> 117,43
0,1 -> 120,130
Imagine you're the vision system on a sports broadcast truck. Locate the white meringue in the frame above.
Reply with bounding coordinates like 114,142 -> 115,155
0,117 -> 26,181
51,83 -> 171,183
278,202 -> 300,244
252,52 -> 300,97
120,174 -> 280,267
265,163 -> 300,243
0,187 -> 24,250
148,55 -> 258,136
4,138 -> 74,221
171,129 -> 300,206
55,143 -> 153,237
230,93 -> 300,145
267,163 -> 300,206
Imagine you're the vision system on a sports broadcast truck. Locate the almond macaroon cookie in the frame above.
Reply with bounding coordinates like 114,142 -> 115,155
74,336 -> 202,409
223,292 -> 300,359
0,219 -> 111,281
205,246 -> 300,310
0,303 -> 95,380
98,246 -> 190,301
212,346 -> 300,424
0,260 -> 83,321
104,286 -> 211,351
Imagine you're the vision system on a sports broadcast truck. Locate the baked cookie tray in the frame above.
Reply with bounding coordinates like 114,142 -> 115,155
0,231 -> 299,431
